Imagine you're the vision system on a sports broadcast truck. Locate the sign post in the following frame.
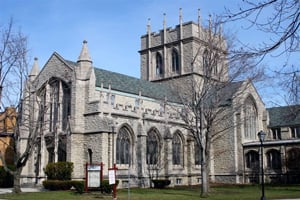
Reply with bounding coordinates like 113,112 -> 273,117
108,164 -> 118,200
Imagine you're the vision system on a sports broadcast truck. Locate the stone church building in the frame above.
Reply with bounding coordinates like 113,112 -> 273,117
20,16 -> 276,187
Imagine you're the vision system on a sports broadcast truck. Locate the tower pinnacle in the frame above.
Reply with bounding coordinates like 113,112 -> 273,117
77,40 -> 92,63
29,57 -> 39,81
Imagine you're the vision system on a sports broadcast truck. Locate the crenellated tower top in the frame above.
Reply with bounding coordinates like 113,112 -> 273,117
139,9 -> 228,83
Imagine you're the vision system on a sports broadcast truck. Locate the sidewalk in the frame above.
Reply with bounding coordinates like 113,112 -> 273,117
0,187 -> 43,194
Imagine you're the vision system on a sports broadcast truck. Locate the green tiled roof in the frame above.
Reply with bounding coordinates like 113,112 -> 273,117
94,67 -> 178,102
267,105 -> 300,127
64,58 -> 243,105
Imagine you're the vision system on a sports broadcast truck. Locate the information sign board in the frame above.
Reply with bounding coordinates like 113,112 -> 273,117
87,164 -> 101,188
109,169 -> 116,185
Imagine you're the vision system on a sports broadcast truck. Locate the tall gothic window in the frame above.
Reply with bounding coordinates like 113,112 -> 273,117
244,97 -> 258,140
62,81 -> 71,130
172,132 -> 182,165
49,80 -> 59,132
213,54 -> 219,75
41,78 -> 71,163
116,127 -> 131,164
203,49 -> 209,76
266,149 -> 281,170
172,49 -> 179,73
156,53 -> 163,76
147,129 -> 160,165
245,150 -> 259,169
58,134 -> 67,161
194,142 -> 201,165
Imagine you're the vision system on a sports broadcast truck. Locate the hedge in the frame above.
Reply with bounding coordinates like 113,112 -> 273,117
44,162 -> 73,180
152,179 -> 171,189
101,179 -> 119,194
0,165 -> 15,188
43,180 -> 85,193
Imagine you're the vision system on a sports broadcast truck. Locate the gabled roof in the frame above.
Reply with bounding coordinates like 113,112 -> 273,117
267,105 -> 300,127
218,81 -> 244,106
63,57 -> 244,105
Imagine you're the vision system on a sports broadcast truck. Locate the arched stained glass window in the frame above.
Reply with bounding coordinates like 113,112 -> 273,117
172,133 -> 182,165
116,127 -> 131,164
244,97 -> 258,140
147,129 -> 160,165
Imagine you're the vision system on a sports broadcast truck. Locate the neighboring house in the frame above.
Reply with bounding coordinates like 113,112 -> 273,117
20,17 -> 267,187
243,105 -> 300,184
0,107 -> 16,166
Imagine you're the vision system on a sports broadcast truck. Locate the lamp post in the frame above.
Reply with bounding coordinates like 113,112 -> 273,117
257,130 -> 266,200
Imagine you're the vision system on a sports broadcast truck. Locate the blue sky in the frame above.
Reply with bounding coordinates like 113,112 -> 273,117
1,0 -> 297,107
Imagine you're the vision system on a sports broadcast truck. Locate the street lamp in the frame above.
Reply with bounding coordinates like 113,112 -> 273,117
257,130 -> 266,200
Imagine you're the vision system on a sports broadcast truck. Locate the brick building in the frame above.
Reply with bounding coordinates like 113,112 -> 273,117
0,107 -> 16,166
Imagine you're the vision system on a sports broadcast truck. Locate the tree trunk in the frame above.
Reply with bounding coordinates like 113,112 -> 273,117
12,168 -> 22,194
200,150 -> 209,198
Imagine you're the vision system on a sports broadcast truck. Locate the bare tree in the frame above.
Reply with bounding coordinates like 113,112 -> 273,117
222,0 -> 299,105
0,18 -> 28,108
223,0 -> 299,57
165,16 -> 262,197
0,18 -> 43,194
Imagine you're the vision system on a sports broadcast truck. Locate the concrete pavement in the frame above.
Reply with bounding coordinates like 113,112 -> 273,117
0,187 -> 43,194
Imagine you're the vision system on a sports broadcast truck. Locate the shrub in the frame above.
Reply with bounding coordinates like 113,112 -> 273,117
101,179 -> 119,194
71,180 -> 85,194
43,180 -> 73,190
152,179 -> 171,189
44,162 -> 73,180
0,165 -> 15,188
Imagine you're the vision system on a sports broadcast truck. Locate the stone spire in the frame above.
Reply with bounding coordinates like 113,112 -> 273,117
77,40 -> 92,63
29,57 -> 39,81
76,40 -> 93,80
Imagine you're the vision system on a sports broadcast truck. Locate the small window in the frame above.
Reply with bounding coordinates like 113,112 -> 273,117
88,149 -> 93,164
135,99 -> 140,109
245,151 -> 259,169
111,94 -> 115,105
176,178 -> 182,185
156,53 -> 163,76
287,148 -> 300,170
291,127 -> 300,138
266,149 -> 281,170
272,128 -> 281,140
172,49 -> 179,73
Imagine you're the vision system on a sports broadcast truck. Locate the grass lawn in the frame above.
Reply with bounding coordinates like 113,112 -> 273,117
0,185 -> 299,200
